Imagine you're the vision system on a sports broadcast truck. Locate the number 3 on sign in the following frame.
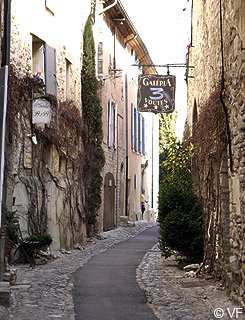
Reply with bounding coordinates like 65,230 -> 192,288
149,88 -> 164,100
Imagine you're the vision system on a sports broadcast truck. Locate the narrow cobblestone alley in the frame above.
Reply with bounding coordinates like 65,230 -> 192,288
0,221 -> 241,320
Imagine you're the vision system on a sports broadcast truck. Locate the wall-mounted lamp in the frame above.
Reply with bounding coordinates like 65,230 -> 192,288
27,133 -> 37,145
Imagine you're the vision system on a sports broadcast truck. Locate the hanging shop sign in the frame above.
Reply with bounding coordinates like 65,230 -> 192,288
32,98 -> 51,124
137,74 -> 176,113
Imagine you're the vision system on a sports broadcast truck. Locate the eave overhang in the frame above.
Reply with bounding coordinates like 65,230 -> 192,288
101,0 -> 156,74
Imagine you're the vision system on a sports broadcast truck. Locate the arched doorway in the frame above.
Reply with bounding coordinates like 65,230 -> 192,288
103,172 -> 115,231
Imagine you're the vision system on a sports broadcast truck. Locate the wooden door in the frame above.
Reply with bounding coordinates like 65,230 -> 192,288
103,172 -> 115,231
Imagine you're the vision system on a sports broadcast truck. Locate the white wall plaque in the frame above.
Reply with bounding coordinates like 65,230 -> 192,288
32,98 -> 51,124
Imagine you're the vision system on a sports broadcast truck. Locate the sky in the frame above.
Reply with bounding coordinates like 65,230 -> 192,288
122,0 -> 192,139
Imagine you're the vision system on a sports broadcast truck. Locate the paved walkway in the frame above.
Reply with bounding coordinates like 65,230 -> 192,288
73,226 -> 158,320
0,221 -> 242,320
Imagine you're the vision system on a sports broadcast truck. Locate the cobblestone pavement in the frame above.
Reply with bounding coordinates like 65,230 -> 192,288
0,221 -> 156,320
0,221 -> 242,320
136,244 -> 243,320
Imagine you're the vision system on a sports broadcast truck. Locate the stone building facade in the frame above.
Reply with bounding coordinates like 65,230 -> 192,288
2,0 -> 92,250
0,0 -> 158,261
94,0 -> 159,231
187,0 -> 245,306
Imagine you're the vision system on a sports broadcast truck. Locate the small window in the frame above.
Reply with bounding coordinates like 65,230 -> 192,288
108,100 -> 117,149
98,42 -> 103,75
131,104 -> 141,153
32,35 -> 45,77
109,54 -> 112,71
32,35 -> 57,96
98,42 -> 103,56
98,60 -> 103,75
66,59 -> 71,99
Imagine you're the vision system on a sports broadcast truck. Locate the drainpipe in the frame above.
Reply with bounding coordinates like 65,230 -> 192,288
99,0 -> 118,15
0,0 -> 11,282
124,34 -> 139,218
125,73 -> 128,216
2,0 -> 11,68
115,114 -> 119,226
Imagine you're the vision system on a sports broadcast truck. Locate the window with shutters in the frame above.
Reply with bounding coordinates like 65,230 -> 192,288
108,54 -> 113,72
134,107 -> 138,152
131,104 -> 145,155
131,103 -> 141,153
108,100 -> 117,149
97,42 -> 103,75
32,35 -> 57,96
32,35 -> 45,79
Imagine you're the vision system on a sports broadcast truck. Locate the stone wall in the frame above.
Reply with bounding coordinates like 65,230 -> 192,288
187,0 -> 245,306
5,2 -> 90,250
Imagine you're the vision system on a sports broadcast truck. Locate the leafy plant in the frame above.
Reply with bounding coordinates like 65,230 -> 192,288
19,233 -> 53,262
158,137 -> 203,262
6,211 -> 20,246
22,233 -> 53,248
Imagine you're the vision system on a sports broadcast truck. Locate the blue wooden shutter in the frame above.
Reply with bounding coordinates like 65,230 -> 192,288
108,100 -> 113,147
131,103 -> 134,149
142,116 -> 146,155
135,108 -> 138,152
138,113 -> 142,153
44,43 -> 57,96
114,104 -> 117,149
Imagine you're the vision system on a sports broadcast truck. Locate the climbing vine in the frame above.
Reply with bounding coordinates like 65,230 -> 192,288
190,80 -> 229,273
81,14 -> 105,226
6,66 -> 87,243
